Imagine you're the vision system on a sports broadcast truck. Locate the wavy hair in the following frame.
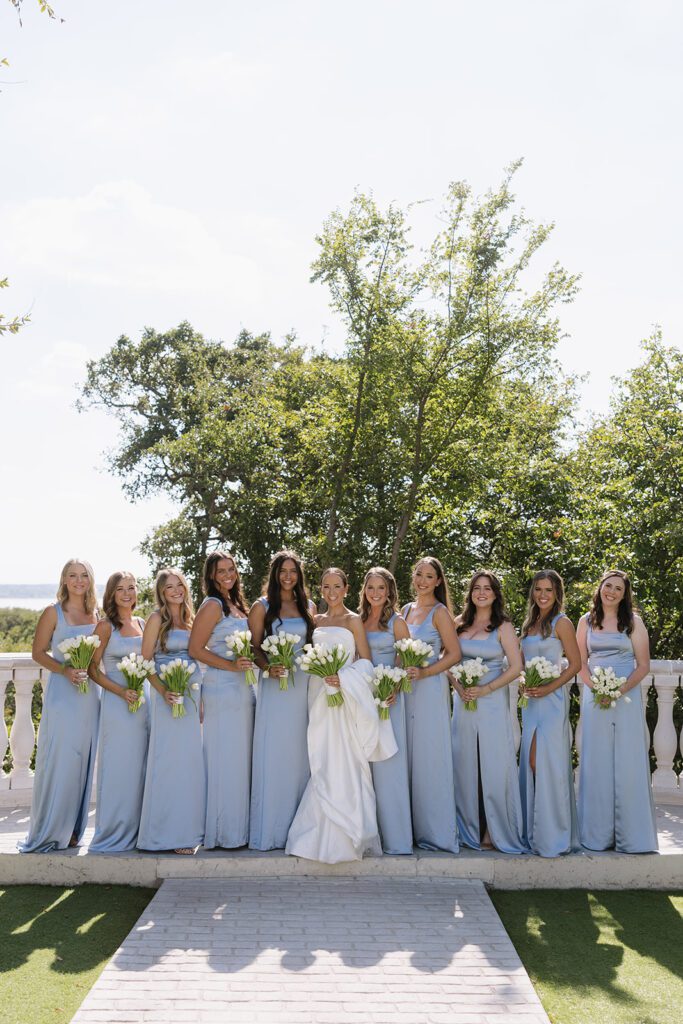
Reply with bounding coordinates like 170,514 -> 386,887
457,570 -> 509,634
102,571 -> 137,631
359,567 -> 400,629
588,569 -> 636,635
410,556 -> 453,615
202,550 -> 249,616
56,558 -> 98,616
521,569 -> 565,639
154,566 -> 195,652
263,550 -> 314,645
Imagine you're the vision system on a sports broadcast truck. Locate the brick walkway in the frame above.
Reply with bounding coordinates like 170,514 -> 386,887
71,877 -> 549,1023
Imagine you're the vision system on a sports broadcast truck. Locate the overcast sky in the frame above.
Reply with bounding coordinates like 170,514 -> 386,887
1,0 -> 681,583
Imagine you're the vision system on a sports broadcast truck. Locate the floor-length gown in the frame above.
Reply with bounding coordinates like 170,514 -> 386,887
19,604 -> 99,853
366,617 -> 413,854
90,620 -> 150,852
249,598 -> 310,850
200,599 -> 255,849
519,615 -> 579,857
137,629 -> 206,851
451,629 -> 527,853
402,603 -> 459,853
286,626 -> 397,863
578,617 -> 657,853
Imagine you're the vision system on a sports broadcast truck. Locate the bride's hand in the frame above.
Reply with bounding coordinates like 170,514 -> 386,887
324,674 -> 341,688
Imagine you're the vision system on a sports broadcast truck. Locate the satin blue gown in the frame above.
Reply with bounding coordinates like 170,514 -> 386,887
250,598 -> 310,850
519,615 -> 579,857
451,629 -> 527,853
201,599 -> 255,849
578,617 -> 657,852
366,616 -> 413,855
19,604 -> 99,853
137,628 -> 206,851
90,621 -> 149,853
403,603 -> 458,853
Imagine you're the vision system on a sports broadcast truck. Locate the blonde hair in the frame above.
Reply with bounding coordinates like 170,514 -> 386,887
359,567 -> 399,628
154,567 -> 195,652
56,558 -> 98,615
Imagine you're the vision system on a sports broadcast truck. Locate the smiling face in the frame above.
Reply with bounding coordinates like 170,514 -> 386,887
65,563 -> 90,599
163,574 -> 185,607
364,573 -> 388,610
413,560 -> 440,599
278,558 -> 299,595
470,574 -> 495,611
600,574 -> 626,609
213,557 -> 237,597
114,574 -> 137,612
322,571 -> 347,609
533,577 -> 556,615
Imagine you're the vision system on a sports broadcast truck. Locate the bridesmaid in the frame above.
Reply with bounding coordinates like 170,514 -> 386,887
19,559 -> 100,853
576,570 -> 657,853
88,572 -> 148,853
137,568 -> 205,855
450,570 -> 527,854
189,551 -> 255,849
402,557 -> 461,853
248,550 -> 315,850
360,567 -> 413,855
518,570 -> 581,857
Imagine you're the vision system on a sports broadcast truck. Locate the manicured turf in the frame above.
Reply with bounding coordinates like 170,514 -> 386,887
0,885 -> 155,1024
491,890 -> 683,1024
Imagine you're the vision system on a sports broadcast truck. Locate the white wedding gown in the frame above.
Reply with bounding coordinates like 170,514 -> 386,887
285,626 -> 398,863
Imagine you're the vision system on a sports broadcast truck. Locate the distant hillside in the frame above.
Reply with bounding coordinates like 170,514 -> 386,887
0,584 -> 104,597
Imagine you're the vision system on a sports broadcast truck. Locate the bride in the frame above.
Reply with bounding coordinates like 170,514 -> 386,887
286,567 -> 398,863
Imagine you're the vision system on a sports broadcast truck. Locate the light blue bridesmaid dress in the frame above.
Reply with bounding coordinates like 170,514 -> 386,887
366,616 -> 413,855
201,598 -> 255,849
519,615 -> 579,857
249,598 -> 310,850
451,628 -> 527,853
578,616 -> 657,852
137,628 -> 205,851
90,620 -> 149,853
19,604 -> 99,853
402,603 -> 458,853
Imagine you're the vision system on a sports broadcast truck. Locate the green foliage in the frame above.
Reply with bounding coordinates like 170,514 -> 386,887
0,607 -> 39,652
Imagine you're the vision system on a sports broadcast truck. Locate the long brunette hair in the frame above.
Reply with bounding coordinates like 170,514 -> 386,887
102,571 -> 137,631
521,569 -> 564,639
410,557 -> 453,614
263,550 -> 314,644
154,567 -> 195,652
588,569 -> 636,635
202,550 -> 249,616
359,567 -> 400,629
457,570 -> 509,634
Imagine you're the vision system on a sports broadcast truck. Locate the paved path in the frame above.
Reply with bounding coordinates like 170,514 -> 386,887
71,877 -> 549,1024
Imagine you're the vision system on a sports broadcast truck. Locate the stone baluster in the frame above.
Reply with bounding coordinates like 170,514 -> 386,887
651,672 -> 681,804
0,670 -> 11,790
509,679 -> 521,755
9,669 -> 38,789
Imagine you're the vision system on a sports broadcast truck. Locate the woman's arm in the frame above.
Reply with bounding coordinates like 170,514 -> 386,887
349,615 -> 372,661
621,616 -> 651,694
32,606 -> 85,687
406,606 -> 461,683
392,615 -> 410,666
523,617 -> 581,698
141,613 -> 175,707
576,615 -> 592,687
189,599 -> 252,672
88,621 -> 142,705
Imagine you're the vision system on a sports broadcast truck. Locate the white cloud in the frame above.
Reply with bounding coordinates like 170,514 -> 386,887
2,181 -> 261,297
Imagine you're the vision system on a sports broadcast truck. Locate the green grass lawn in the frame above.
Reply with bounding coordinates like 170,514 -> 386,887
491,890 -> 683,1024
0,885 -> 155,1024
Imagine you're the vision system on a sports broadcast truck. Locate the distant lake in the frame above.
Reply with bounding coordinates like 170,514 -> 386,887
0,585 -> 104,611
0,597 -> 53,610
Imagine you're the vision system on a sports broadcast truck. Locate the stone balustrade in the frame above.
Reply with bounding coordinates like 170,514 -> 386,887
1,653 -> 681,804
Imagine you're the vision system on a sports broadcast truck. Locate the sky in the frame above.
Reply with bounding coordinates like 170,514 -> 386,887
1,0 -> 681,584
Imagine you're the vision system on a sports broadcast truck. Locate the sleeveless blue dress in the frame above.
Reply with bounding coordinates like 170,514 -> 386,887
19,604 -> 99,853
366,615 -> 413,855
451,628 -> 527,853
250,598 -> 310,850
200,598 -> 255,849
137,628 -> 206,851
90,620 -> 149,853
519,615 -> 579,857
578,617 -> 657,852
403,603 -> 458,853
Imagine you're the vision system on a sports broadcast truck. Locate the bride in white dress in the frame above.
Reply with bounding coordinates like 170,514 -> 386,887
286,569 -> 398,864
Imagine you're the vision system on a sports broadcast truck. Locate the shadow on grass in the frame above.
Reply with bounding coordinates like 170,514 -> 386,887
0,885 -> 155,975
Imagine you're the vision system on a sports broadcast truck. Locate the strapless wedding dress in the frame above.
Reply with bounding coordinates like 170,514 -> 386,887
285,626 -> 398,863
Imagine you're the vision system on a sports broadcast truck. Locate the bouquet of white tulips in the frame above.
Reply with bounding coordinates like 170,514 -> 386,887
518,656 -> 559,709
57,634 -> 101,693
117,652 -> 154,713
225,629 -> 257,686
394,638 -> 434,688
261,630 -> 299,690
591,665 -> 629,710
158,658 -> 199,718
371,665 -> 408,720
297,642 -> 349,707
450,657 -> 488,711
